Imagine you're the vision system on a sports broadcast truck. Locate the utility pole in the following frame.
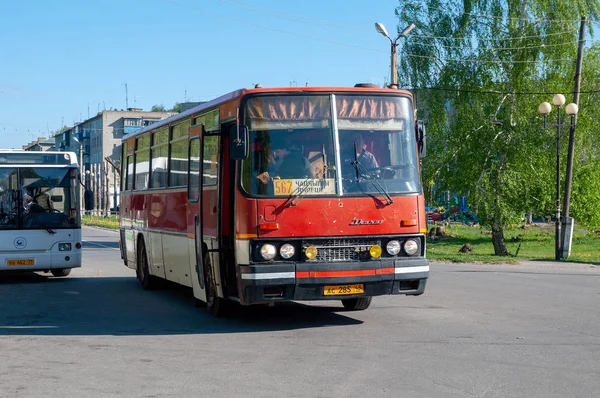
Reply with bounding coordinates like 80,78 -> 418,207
561,16 -> 586,259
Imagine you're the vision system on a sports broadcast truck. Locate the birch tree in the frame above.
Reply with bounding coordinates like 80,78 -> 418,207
396,0 -> 600,254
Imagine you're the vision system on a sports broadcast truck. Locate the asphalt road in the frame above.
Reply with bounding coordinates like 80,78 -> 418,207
1,226 -> 599,398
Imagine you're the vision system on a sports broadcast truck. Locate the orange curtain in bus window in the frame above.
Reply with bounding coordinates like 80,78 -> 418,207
336,96 -> 405,119
246,96 -> 331,122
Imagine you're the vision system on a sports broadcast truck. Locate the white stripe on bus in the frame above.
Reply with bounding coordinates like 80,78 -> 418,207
395,265 -> 429,274
241,272 -> 295,280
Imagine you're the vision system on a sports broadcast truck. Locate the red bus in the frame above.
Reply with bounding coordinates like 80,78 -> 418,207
119,85 -> 429,316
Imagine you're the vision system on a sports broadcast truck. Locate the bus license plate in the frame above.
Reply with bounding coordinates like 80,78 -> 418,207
323,284 -> 364,296
7,259 -> 34,266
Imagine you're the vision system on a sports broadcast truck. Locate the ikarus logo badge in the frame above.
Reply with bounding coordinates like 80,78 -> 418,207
14,237 -> 27,249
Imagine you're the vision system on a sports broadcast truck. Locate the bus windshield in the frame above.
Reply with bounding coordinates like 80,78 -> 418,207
0,167 -> 79,230
240,93 -> 420,197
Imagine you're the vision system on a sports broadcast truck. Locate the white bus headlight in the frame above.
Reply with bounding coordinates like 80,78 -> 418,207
279,243 -> 295,259
386,240 -> 401,256
260,243 -> 277,260
403,239 -> 419,256
58,243 -> 72,251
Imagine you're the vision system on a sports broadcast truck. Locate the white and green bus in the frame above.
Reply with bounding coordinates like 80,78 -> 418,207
0,150 -> 82,277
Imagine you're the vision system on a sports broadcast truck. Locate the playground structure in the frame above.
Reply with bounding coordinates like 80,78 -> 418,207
426,196 -> 479,225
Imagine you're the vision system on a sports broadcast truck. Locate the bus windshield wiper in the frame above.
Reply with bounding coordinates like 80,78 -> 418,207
41,223 -> 56,234
286,145 -> 330,207
350,143 -> 393,205
286,176 -> 315,207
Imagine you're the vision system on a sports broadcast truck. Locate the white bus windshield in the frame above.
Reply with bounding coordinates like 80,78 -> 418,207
0,167 -> 79,230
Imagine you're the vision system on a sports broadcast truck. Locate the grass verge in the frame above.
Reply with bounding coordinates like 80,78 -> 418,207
427,223 -> 600,264
82,215 -> 119,230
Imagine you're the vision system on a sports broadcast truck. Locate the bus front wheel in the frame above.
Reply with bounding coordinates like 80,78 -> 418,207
341,297 -> 372,311
203,251 -> 227,317
51,268 -> 71,277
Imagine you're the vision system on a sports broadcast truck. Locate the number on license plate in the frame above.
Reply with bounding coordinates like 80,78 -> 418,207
7,259 -> 34,266
323,284 -> 365,296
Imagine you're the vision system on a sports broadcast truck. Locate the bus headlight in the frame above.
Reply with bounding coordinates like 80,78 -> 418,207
369,244 -> 382,258
260,244 -> 277,260
386,240 -> 401,256
403,239 -> 419,256
304,246 -> 318,260
58,243 -> 72,251
279,243 -> 295,259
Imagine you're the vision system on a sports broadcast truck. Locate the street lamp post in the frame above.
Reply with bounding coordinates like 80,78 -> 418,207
375,22 -> 415,88
537,95 -> 579,261
72,137 -> 84,217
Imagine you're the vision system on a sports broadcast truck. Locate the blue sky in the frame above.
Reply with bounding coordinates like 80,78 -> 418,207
0,0 -> 402,148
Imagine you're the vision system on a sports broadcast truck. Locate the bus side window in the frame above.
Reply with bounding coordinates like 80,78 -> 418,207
188,138 -> 201,201
203,136 -> 219,186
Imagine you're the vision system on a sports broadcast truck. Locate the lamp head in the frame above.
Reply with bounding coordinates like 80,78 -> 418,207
375,22 -> 390,39
538,102 -> 552,115
399,23 -> 416,37
565,103 -> 579,116
552,94 -> 566,107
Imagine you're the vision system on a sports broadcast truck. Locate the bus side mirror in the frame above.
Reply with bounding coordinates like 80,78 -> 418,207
229,125 -> 249,160
416,120 -> 426,158
84,188 -> 94,211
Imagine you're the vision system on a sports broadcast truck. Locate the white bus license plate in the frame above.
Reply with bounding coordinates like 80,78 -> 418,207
7,259 -> 35,266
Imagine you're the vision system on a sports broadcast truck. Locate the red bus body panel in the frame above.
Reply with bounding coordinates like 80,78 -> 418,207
235,195 -> 424,238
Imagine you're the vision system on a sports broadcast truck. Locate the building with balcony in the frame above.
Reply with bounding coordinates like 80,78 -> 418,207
56,108 -> 174,213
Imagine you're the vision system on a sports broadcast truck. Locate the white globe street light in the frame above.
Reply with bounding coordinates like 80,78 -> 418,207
538,102 -> 552,115
537,95 -> 579,261
565,103 -> 579,116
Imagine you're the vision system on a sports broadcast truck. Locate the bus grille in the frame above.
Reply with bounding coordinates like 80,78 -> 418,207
303,238 -> 381,262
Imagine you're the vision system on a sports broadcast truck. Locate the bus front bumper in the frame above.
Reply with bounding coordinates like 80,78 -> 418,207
0,251 -> 82,272
238,258 -> 428,305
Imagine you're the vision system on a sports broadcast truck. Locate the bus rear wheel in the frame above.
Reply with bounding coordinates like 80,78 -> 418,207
51,268 -> 71,277
136,239 -> 160,290
203,251 -> 227,317
341,297 -> 372,311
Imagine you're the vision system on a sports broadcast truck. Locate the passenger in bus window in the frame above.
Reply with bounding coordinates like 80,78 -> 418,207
23,191 -> 34,212
256,139 -> 313,183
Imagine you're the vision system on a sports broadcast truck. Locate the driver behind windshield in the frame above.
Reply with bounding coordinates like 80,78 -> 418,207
342,133 -> 379,172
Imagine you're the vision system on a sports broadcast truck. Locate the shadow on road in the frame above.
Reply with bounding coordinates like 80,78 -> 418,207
82,241 -> 120,249
0,273 -> 362,336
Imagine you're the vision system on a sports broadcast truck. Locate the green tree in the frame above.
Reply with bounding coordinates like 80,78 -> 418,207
169,103 -> 182,113
150,104 -> 166,112
397,1 -> 600,254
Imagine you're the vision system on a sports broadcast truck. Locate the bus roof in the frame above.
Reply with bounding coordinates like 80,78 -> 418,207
123,86 -> 414,141
0,151 -> 79,167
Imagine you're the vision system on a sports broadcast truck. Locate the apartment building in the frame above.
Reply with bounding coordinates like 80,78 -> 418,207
56,108 -> 174,213
22,137 -> 55,151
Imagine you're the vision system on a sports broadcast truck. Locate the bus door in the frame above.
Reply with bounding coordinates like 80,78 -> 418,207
201,132 -> 222,298
187,127 -> 206,302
